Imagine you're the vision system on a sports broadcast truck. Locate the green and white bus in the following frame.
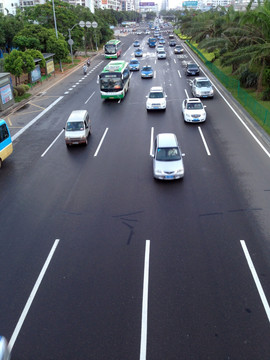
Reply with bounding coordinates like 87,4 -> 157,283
104,39 -> 122,59
99,61 -> 131,100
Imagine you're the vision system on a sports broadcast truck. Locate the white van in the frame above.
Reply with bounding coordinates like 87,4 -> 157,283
64,110 -> 91,146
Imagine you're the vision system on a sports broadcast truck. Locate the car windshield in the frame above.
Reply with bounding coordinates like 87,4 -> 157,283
156,147 -> 181,161
66,121 -> 84,131
188,64 -> 198,69
143,67 -> 152,71
197,81 -> 211,88
149,92 -> 164,98
130,61 -> 138,64
187,102 -> 203,110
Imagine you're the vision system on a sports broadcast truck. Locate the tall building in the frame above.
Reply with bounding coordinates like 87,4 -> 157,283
63,0 -> 95,11
120,0 -> 135,10
160,0 -> 168,10
0,0 -> 20,14
98,0 -> 121,9
137,0 -> 158,12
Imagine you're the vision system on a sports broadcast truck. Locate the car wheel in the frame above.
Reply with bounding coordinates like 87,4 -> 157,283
0,158 -> 2,169
85,137 -> 88,146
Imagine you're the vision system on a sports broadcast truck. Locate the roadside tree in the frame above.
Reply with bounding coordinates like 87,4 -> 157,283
4,49 -> 35,85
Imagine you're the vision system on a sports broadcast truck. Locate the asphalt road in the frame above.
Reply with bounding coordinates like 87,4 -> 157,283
1,31 -> 270,360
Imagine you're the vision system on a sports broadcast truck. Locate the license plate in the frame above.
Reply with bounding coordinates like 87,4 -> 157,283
73,142 -> 79,144
165,175 -> 174,179
193,119 -> 199,122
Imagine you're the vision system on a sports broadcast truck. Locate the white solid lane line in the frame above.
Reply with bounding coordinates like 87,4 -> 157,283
9,239 -> 60,351
198,126 -> 211,156
41,130 -> 64,157
183,44 -> 270,159
150,127 -> 154,157
94,127 -> 109,157
240,240 -> 270,323
140,240 -> 151,360
85,91 -> 95,104
178,69 -> 181,78
11,97 -> 64,142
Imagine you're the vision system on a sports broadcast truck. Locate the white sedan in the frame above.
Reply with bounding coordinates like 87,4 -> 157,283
182,98 -> 206,123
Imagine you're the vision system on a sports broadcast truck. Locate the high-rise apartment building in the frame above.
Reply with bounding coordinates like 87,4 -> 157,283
0,0 -> 20,14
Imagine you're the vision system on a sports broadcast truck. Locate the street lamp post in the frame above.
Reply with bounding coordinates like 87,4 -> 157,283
91,21 -> 98,51
68,21 -> 91,64
51,0 -> 63,72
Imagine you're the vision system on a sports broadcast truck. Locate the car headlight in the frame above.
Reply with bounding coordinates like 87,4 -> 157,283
176,169 -> 184,174
155,169 -> 162,174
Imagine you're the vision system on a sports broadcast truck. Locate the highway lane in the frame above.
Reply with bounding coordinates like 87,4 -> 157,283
0,32 -> 270,359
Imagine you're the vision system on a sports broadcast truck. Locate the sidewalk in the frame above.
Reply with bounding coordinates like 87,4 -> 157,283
1,55 -> 94,117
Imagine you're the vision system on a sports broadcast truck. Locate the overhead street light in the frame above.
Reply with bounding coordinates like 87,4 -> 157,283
68,21 -> 91,64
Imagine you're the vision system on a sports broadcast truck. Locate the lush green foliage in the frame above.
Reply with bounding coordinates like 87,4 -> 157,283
173,1 -> 270,94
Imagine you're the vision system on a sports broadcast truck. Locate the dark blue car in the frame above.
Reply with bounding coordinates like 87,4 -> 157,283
141,65 -> 153,78
135,48 -> 143,57
129,59 -> 140,71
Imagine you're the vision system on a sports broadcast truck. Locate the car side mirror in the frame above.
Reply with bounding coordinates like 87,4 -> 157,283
204,105 -> 206,108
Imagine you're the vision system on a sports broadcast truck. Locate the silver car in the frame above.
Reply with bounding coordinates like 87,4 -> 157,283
0,337 -> 10,360
152,133 -> 184,180
190,77 -> 214,98
157,50 -> 166,59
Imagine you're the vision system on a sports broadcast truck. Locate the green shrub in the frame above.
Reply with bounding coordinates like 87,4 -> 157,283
22,84 -> 30,92
13,88 -> 18,97
14,85 -> 25,96
239,69 -> 257,88
262,87 -> 270,101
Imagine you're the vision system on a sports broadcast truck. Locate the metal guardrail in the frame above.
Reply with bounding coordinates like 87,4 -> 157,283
186,40 -> 270,131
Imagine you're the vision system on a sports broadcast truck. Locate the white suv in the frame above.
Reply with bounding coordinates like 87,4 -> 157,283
146,86 -> 167,111
182,98 -> 206,123
190,77 -> 214,98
